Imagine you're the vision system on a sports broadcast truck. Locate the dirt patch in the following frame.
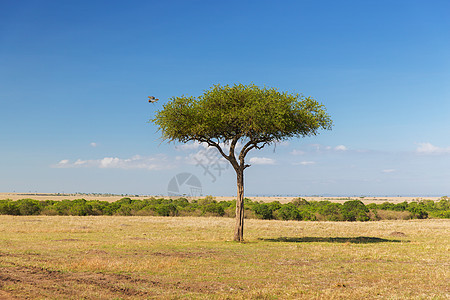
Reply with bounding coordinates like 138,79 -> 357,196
0,263 -> 150,298
0,290 -> 17,300
0,259 -> 222,298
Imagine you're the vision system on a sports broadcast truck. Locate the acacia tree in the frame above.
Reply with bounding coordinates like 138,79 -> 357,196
152,83 -> 332,242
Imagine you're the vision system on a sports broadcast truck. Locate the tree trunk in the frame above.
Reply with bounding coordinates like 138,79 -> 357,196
234,168 -> 245,242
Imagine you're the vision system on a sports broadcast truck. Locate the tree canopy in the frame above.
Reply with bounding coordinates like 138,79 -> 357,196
153,83 -> 332,147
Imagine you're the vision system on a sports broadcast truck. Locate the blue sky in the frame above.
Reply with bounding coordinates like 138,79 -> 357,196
1,0 -> 449,196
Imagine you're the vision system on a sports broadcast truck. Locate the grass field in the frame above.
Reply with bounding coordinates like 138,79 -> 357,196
0,216 -> 448,299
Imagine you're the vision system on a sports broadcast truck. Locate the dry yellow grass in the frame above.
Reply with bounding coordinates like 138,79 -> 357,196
0,215 -> 448,299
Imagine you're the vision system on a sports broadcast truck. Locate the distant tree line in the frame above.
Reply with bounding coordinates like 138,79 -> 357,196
0,196 -> 449,220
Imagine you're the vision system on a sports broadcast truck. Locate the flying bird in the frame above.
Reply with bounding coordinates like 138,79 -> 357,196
148,96 -> 159,103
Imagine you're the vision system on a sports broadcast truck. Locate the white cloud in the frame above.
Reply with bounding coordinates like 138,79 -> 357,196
74,159 -> 87,166
292,144 -> 348,154
334,145 -> 347,151
294,161 -> 316,166
416,143 -> 450,155
249,157 -> 276,165
382,169 -> 396,173
90,142 -> 97,147
100,157 -> 121,168
53,154 -> 173,170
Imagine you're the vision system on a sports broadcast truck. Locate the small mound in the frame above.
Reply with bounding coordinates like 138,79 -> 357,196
389,231 -> 407,237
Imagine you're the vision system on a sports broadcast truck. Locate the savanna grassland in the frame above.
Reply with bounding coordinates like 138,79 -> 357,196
0,216 -> 449,299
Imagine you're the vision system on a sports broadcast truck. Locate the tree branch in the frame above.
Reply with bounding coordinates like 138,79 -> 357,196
240,144 -> 256,161
194,136 -> 242,171
196,137 -> 229,161
237,139 -> 272,170
239,140 -> 254,160
226,135 -> 241,171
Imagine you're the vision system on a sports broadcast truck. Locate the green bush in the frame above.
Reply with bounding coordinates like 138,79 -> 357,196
298,210 -> 317,221
291,198 -> 310,207
366,203 -> 378,210
275,204 -> 302,221
201,202 -> 225,216
437,198 -> 450,210
88,200 -> 111,215
318,203 -> 343,221
0,197 -> 448,221
155,203 -> 178,216
341,200 -> 370,221
16,199 -> 41,215
0,200 -> 20,215
253,203 -> 275,219
407,203 -> 428,219
67,199 -> 92,216
117,197 -> 132,205
431,210 -> 450,218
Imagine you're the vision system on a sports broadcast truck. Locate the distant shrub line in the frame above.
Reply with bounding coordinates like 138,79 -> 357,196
0,197 -> 449,220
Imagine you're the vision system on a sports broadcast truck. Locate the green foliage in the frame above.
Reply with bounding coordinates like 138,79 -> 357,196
437,197 -> 450,210
318,202 -> 343,221
202,202 -> 225,216
276,204 -> 303,221
0,197 -> 449,221
341,200 -> 370,221
16,199 -> 41,215
432,210 -> 450,218
0,200 -> 20,215
371,199 -> 450,219
291,197 -> 310,207
88,200 -> 113,215
68,199 -> 93,216
253,203 -> 275,219
251,200 -> 281,220
152,83 -> 332,144
366,203 -> 378,210
407,202 -> 428,219
155,204 -> 178,216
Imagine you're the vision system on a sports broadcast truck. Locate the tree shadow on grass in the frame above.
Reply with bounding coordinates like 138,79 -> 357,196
259,236 -> 407,244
